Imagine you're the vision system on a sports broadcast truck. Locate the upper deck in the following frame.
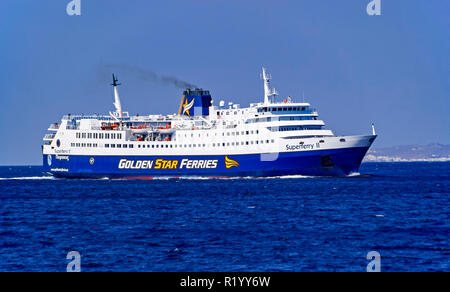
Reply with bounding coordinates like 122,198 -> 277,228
43,68 -> 336,151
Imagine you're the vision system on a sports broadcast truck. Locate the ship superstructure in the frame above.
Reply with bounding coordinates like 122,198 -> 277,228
42,68 -> 377,178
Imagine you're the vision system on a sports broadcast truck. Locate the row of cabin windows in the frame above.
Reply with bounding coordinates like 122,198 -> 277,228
76,132 -> 122,140
182,130 -> 259,138
279,116 -> 317,121
217,110 -> 245,116
71,143 -> 99,148
105,144 -> 134,149
268,126 -> 323,132
70,140 -> 276,149
138,140 -> 275,149
257,107 -> 308,113
247,116 -> 317,124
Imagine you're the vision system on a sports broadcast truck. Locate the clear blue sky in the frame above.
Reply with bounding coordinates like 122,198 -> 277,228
0,0 -> 449,165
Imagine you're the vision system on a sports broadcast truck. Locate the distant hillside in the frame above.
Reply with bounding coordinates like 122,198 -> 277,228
364,143 -> 450,162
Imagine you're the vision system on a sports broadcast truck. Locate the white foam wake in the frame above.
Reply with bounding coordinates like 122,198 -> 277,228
346,172 -> 361,177
114,175 -> 315,181
0,176 -> 55,180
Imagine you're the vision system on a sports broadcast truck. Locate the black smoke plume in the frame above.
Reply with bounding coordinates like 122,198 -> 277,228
100,64 -> 197,89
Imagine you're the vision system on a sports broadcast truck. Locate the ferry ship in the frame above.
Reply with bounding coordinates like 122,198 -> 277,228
42,68 -> 377,178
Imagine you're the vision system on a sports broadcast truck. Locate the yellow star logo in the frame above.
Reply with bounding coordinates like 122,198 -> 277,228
183,98 -> 191,116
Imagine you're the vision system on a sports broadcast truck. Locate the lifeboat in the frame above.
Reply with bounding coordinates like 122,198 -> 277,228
131,125 -> 148,130
131,125 -> 153,135
101,123 -> 119,131
156,124 -> 175,134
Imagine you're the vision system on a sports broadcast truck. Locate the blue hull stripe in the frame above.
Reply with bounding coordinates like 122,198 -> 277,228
43,147 -> 370,178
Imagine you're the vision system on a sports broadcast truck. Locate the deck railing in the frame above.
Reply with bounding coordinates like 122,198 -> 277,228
48,123 -> 60,130
43,133 -> 56,140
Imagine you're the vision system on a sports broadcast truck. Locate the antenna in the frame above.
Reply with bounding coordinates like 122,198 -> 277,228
111,74 -> 121,87
262,67 -> 277,104
111,73 -> 123,118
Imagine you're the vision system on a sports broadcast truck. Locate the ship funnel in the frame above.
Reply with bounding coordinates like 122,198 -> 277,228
178,88 -> 212,117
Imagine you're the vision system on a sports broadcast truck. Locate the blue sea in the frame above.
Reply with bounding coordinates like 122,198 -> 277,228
0,162 -> 448,272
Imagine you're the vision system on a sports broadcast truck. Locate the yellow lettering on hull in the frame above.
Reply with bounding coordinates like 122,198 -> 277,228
154,159 -> 179,169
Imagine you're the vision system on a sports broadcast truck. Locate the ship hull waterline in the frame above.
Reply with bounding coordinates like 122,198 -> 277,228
43,146 -> 371,179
